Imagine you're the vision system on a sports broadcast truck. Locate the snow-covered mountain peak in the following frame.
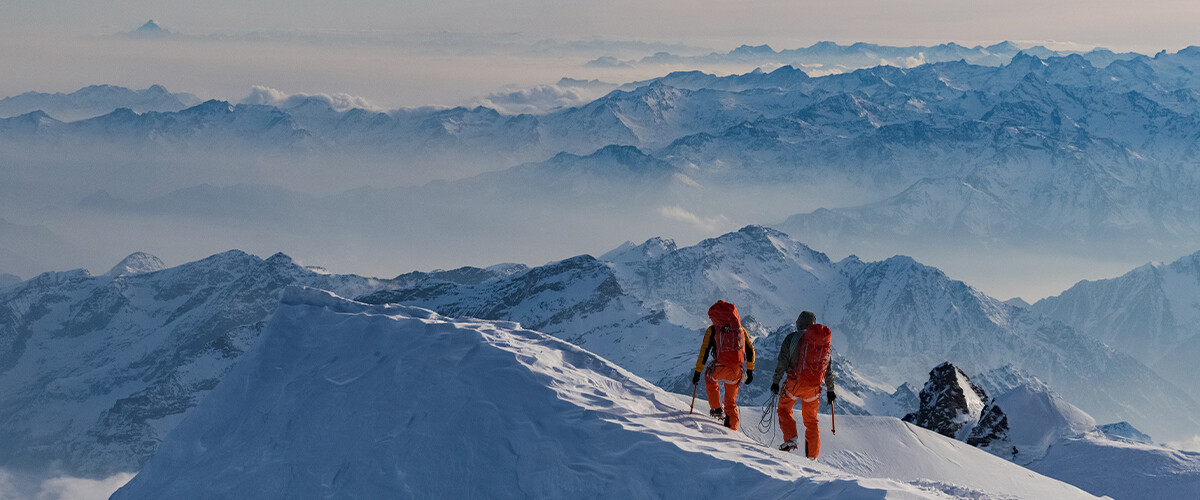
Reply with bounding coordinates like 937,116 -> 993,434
986,41 -> 1020,54
0,251 -> 384,477
972,364 -> 1052,397
106,252 -> 166,277
1098,421 -> 1153,444
541,145 -> 676,177
183,100 -> 236,116
264,252 -> 295,266
706,225 -> 830,265
1032,248 -> 1200,402
129,20 -> 171,38
731,44 -> 776,56
143,84 -> 170,96
599,236 -> 678,263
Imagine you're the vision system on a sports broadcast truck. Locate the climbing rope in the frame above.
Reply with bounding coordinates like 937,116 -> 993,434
742,390 -> 779,448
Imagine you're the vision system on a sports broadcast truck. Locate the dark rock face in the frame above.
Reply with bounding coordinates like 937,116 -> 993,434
967,402 -> 1013,457
903,362 -> 989,439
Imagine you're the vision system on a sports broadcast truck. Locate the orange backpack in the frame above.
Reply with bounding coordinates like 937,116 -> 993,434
789,324 -> 832,387
707,301 -> 745,366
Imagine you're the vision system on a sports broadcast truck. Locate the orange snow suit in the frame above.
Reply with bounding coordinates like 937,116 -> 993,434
778,380 -> 822,457
694,301 -> 756,430
774,323 -> 833,458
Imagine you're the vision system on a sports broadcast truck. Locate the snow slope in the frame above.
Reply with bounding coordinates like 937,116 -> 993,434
112,287 -> 1095,499
990,385 -> 1097,462
738,409 -> 1092,500
995,384 -> 1200,500
1028,437 -> 1200,500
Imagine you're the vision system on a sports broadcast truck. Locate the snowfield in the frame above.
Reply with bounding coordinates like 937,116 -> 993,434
112,287 -> 1095,499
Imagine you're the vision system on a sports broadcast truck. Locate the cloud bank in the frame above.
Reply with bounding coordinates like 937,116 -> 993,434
241,86 -> 384,112
468,81 -> 618,114
0,469 -> 133,500
658,206 -> 728,232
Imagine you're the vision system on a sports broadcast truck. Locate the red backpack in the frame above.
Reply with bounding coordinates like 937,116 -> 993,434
707,301 -> 745,366
789,324 -> 832,387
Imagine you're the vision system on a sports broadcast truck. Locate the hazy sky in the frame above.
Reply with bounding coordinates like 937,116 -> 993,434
4,0 -> 1200,49
4,1 -> 1200,107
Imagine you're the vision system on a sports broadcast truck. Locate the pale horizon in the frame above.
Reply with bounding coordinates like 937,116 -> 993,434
5,1 -> 1200,109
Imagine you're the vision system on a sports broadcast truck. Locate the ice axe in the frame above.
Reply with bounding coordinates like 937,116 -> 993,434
689,382 -> 698,415
830,399 -> 837,435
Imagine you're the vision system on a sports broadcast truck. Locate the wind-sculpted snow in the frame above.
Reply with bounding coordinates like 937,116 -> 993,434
112,287 -> 1095,499
0,251 -> 384,478
359,226 -> 1200,442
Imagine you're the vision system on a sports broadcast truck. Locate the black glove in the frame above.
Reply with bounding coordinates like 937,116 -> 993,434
827,391 -> 836,402
744,370 -> 753,384
770,383 -> 779,395
692,371 -> 701,385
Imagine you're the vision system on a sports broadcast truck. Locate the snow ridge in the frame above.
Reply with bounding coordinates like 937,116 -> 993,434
112,287 -> 1093,499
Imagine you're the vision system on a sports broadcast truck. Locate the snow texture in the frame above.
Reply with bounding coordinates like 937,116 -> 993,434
113,287 -> 1095,499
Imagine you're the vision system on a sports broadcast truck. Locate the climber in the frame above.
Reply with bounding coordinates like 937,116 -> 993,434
692,300 -> 755,430
771,311 -> 835,458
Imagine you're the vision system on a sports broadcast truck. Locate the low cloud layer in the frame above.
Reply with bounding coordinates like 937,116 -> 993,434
241,86 -> 384,112
1165,435 -> 1200,453
658,206 -> 729,232
0,469 -> 133,500
468,82 -> 617,114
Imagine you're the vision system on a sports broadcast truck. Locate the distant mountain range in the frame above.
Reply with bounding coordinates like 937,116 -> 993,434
10,49 -> 1200,275
593,40 -> 1142,74
0,84 -> 199,122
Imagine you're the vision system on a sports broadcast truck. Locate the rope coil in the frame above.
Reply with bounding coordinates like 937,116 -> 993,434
741,390 -> 779,447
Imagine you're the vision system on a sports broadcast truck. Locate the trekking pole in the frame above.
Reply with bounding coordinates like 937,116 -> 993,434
689,383 -> 698,415
831,400 -> 836,435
